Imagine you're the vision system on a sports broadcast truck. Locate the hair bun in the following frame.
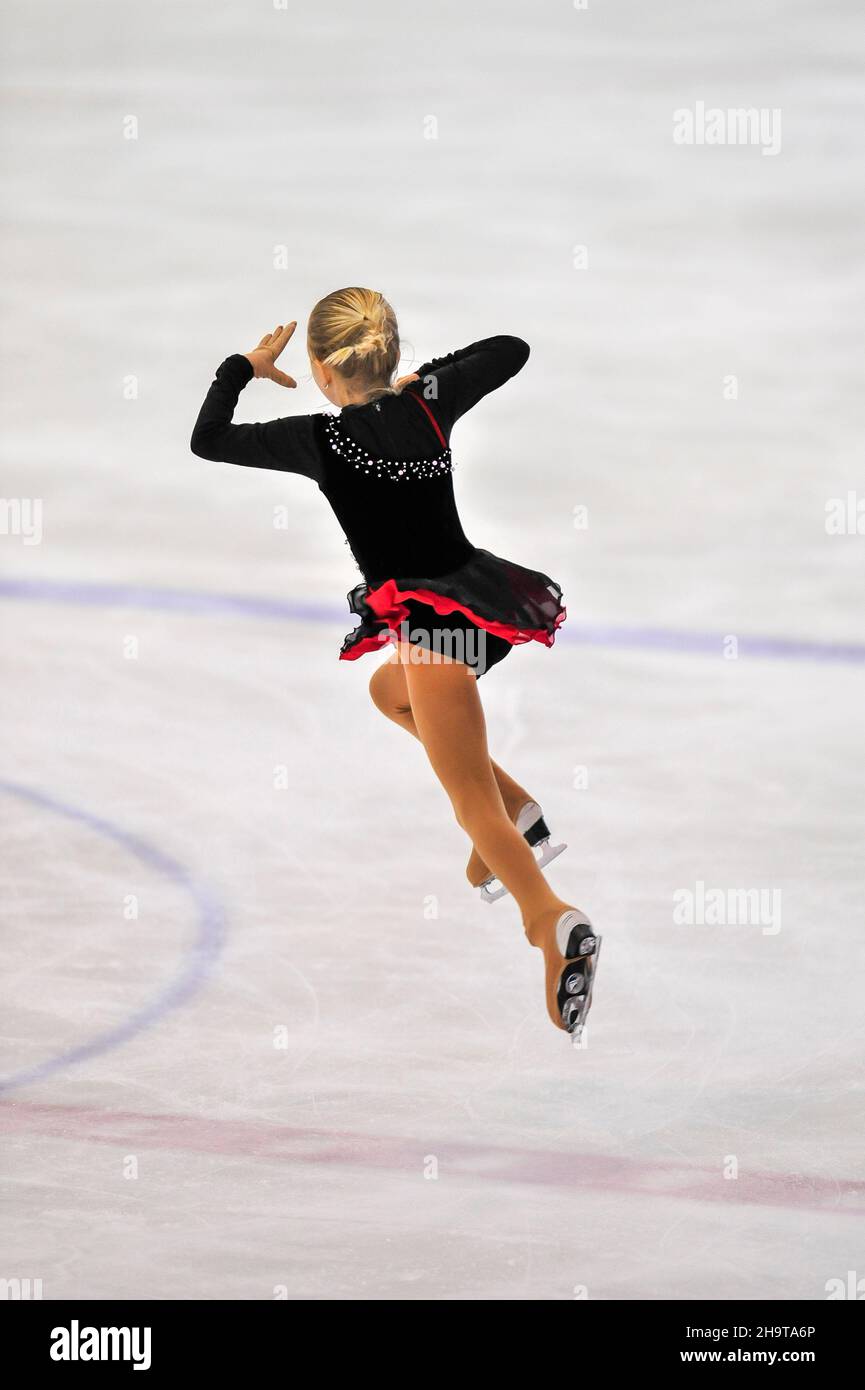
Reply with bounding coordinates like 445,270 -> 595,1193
308,287 -> 400,390
357,324 -> 390,356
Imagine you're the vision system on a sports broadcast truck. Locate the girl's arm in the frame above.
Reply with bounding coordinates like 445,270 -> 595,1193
190,322 -> 322,482
410,335 -> 530,433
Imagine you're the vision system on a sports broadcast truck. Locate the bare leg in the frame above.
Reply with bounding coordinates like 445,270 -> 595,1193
369,656 -> 530,805
369,649 -> 595,1031
395,646 -> 567,928
369,656 -> 536,883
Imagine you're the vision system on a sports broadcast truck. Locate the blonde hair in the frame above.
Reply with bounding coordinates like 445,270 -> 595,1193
308,287 -> 400,401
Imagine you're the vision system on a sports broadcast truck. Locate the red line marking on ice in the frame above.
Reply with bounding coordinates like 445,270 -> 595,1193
1,1100 -> 861,1216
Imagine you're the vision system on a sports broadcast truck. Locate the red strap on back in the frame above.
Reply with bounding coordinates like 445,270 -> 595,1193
407,389 -> 448,451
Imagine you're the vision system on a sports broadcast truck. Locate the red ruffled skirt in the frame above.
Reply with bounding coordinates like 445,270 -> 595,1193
339,547 -> 566,675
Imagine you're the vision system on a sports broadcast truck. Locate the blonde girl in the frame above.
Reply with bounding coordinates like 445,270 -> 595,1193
191,288 -> 600,1036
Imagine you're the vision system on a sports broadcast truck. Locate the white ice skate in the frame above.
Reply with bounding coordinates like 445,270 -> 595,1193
477,800 -> 567,905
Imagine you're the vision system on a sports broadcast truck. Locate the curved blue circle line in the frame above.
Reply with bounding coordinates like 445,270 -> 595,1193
1,575 -> 862,665
0,779 -> 227,1095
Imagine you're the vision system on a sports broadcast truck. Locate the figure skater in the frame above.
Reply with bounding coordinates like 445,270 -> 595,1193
191,287 -> 600,1037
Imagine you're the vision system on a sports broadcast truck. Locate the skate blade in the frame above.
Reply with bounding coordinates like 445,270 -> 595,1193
478,837 -> 568,906
479,876 -> 509,905
535,838 -> 566,872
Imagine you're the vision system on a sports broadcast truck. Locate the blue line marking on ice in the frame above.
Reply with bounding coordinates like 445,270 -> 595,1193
0,780 -> 227,1095
0,575 -> 862,664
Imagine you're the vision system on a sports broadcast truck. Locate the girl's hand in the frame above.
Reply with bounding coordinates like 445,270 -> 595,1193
394,371 -> 419,391
244,321 -> 298,387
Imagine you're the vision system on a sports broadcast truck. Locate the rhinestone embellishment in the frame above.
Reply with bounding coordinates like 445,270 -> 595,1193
323,414 -> 453,482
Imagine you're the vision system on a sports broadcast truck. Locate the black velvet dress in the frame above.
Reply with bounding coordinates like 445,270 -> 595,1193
190,336 -> 566,676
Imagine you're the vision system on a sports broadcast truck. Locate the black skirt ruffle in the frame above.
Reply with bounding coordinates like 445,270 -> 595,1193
340,547 -> 566,677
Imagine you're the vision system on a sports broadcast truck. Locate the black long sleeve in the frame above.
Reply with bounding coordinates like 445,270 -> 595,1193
412,335 -> 530,435
189,335 -> 530,582
190,354 -> 323,484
